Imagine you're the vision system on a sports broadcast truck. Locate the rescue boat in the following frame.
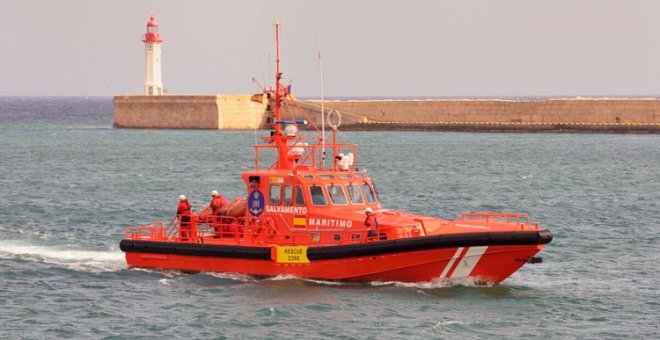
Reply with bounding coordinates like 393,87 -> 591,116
119,23 -> 552,284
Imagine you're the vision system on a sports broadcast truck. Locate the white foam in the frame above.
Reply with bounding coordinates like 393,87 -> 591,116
130,267 -> 183,278
369,276 -> 495,289
432,320 -> 465,330
300,278 -> 345,286
268,274 -> 303,281
208,272 -> 258,282
266,275 -> 345,286
0,239 -> 126,273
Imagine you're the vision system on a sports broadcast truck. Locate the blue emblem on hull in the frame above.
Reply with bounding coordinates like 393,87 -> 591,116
248,189 -> 265,217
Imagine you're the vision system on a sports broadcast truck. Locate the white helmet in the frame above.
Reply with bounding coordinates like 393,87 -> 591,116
179,194 -> 186,200
211,190 -> 218,196
365,207 -> 373,214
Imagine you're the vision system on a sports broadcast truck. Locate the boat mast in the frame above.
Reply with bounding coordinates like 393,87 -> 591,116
274,22 -> 283,137
267,22 -> 318,171
270,22 -> 294,171
318,49 -> 325,168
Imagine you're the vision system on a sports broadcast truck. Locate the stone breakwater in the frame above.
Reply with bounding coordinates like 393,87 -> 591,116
299,98 -> 660,132
113,95 -> 660,132
112,94 -> 267,129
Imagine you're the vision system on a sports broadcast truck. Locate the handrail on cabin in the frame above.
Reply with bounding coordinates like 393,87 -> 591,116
413,218 -> 429,236
253,139 -> 358,172
460,212 -> 531,226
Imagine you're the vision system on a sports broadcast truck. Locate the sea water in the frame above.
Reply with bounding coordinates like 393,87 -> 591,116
0,97 -> 658,339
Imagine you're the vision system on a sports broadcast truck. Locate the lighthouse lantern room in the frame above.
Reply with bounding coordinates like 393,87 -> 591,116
143,15 -> 164,95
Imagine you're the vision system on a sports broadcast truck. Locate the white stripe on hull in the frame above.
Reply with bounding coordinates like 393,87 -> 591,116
439,247 -> 464,279
450,246 -> 488,279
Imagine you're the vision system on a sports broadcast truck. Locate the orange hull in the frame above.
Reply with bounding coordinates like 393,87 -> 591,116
121,231 -> 550,283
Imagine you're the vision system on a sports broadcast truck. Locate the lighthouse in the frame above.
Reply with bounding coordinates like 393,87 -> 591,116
143,15 -> 164,95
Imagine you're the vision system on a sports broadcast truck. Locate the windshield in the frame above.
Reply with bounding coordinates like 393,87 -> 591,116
347,184 -> 364,204
309,185 -> 327,206
362,182 -> 376,203
327,184 -> 347,205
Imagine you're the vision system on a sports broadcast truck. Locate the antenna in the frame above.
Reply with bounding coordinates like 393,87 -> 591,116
274,21 -> 282,136
315,5 -> 326,167
319,51 -> 326,167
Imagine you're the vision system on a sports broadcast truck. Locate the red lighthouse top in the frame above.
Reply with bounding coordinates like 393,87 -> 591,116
143,15 -> 163,43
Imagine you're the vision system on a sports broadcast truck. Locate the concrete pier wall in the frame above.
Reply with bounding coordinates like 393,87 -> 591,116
302,98 -> 660,124
113,95 -> 660,132
297,98 -> 660,132
113,94 -> 267,129
217,94 -> 269,129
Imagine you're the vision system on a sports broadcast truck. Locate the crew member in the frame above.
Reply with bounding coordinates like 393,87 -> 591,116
364,207 -> 378,240
335,153 -> 348,171
210,190 -> 228,216
177,194 -> 192,240
209,190 -> 229,236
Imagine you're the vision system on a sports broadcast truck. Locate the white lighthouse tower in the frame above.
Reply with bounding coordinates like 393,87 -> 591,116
143,15 -> 164,95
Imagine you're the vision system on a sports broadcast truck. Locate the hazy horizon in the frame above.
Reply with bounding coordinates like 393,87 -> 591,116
2,0 -> 660,98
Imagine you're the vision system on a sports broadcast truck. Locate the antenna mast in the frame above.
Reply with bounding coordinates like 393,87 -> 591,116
319,50 -> 325,167
315,7 -> 326,168
274,21 -> 283,136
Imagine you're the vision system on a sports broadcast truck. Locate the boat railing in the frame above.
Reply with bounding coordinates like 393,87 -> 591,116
412,218 -> 429,236
460,212 -> 534,229
253,138 -> 358,171
255,213 -> 432,244
193,216 -> 281,243
126,212 -> 428,244
263,214 -> 361,244
124,220 -> 166,240
146,214 -> 215,242
128,214 -> 271,243
184,214 -> 249,241
309,143 -> 358,171
164,216 -> 181,238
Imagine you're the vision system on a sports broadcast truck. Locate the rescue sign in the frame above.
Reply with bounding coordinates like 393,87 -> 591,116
274,246 -> 310,264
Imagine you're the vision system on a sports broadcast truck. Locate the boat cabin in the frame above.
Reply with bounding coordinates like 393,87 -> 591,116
241,169 -> 380,230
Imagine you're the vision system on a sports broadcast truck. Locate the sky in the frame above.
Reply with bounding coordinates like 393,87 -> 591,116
2,0 -> 660,98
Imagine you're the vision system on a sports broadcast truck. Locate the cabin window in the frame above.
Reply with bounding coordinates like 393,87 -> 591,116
327,184 -> 347,205
269,184 -> 281,204
283,185 -> 292,205
338,174 -> 352,179
347,184 -> 365,204
354,173 -> 364,179
363,182 -> 376,203
309,185 -> 327,206
303,175 -> 314,181
318,174 -> 335,180
295,184 -> 305,205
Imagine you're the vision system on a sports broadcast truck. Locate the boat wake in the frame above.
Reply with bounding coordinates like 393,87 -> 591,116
262,275 -> 495,289
0,239 -> 126,273
208,271 -> 259,283
370,276 -> 496,289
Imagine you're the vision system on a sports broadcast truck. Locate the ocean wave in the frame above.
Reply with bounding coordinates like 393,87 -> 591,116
0,239 -> 125,273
